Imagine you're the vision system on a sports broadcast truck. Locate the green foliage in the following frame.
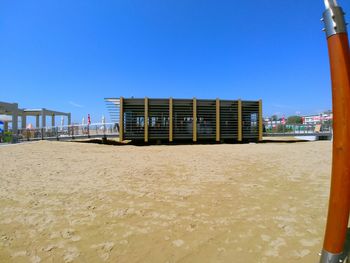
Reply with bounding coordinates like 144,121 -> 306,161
286,115 -> 303,125
275,124 -> 292,133
2,131 -> 12,143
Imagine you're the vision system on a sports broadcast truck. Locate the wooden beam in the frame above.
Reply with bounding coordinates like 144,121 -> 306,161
119,97 -> 124,141
169,98 -> 173,142
193,98 -> 197,142
258,99 -> 263,141
144,97 -> 148,142
216,98 -> 220,142
238,99 -> 242,141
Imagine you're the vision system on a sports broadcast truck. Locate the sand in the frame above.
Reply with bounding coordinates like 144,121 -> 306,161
0,140 -> 333,262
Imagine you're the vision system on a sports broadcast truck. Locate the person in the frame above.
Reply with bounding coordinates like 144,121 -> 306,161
0,121 -> 2,142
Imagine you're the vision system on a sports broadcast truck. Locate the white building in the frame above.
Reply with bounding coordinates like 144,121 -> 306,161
302,112 -> 333,125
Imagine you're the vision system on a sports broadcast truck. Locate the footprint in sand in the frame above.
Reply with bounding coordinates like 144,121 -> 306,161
61,229 -> 81,241
264,238 -> 286,257
43,244 -> 57,252
291,249 -> 310,258
63,247 -> 80,263
91,242 -> 114,261
186,223 -> 196,232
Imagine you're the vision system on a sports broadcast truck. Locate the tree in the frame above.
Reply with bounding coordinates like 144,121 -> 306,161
286,115 -> 303,124
271,115 -> 278,121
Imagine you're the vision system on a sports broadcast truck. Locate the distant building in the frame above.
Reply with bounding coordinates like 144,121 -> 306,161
302,111 -> 333,125
263,111 -> 333,129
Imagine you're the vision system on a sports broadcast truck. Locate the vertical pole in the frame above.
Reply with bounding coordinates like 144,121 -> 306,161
12,110 -> 18,143
67,113 -> 71,126
169,97 -> 173,142
41,109 -> 46,128
42,110 -> 46,138
36,115 -> 40,128
320,1 -> 350,262
144,97 -> 148,142
258,99 -> 263,141
119,97 -> 124,142
216,98 -> 220,142
193,98 -> 197,142
21,114 -> 26,130
52,115 -> 55,127
238,100 -> 242,141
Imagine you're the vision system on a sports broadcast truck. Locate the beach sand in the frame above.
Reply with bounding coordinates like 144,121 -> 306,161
0,140 -> 332,262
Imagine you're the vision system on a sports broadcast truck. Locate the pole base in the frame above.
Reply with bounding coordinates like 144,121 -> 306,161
320,250 -> 343,263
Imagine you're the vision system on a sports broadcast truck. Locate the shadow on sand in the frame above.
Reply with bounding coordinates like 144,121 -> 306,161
340,228 -> 350,262
73,138 -> 310,146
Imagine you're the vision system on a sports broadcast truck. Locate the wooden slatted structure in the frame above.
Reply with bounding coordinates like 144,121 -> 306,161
197,99 -> 216,140
117,97 -> 262,143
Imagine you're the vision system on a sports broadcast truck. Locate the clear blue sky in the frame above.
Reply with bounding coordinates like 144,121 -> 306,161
1,0 -> 349,123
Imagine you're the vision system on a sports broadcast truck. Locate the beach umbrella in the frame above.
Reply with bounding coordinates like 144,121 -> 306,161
26,123 -> 34,130
101,115 -> 106,132
60,116 -> 64,131
319,1 -> 350,262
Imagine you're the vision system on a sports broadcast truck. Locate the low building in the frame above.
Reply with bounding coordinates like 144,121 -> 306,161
107,97 -> 263,143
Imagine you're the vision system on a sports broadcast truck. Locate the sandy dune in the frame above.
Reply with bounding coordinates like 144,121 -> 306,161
0,141 -> 332,262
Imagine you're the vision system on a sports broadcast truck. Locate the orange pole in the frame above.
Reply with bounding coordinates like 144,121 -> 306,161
320,1 -> 350,262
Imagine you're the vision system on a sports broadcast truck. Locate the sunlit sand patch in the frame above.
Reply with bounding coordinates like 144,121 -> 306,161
30,255 -> 41,263
0,141 -> 332,262
264,238 -> 286,257
172,239 -> 185,247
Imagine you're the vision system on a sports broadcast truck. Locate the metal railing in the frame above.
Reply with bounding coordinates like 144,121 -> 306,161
263,123 -> 332,136
13,122 -> 119,141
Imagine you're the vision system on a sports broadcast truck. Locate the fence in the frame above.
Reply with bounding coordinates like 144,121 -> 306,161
13,123 -> 119,142
263,123 -> 332,136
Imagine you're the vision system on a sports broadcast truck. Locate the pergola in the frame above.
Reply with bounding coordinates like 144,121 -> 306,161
23,108 -> 71,129
0,101 -> 71,141
0,102 -> 22,135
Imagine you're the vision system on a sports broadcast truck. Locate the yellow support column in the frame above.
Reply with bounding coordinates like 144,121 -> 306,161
238,99 -> 242,141
169,98 -> 173,142
119,97 -> 124,142
193,98 -> 197,142
258,99 -> 263,141
145,97 -> 148,142
216,98 -> 220,142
